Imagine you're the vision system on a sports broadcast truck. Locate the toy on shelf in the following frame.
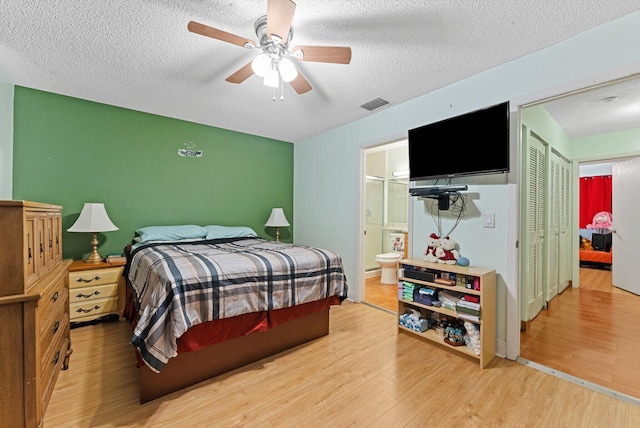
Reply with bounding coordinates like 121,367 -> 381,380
436,236 -> 459,265
424,233 -> 441,263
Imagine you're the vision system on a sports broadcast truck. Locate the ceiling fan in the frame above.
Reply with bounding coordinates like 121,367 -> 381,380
187,0 -> 352,99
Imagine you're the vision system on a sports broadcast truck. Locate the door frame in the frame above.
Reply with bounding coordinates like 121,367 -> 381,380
509,65 -> 640,359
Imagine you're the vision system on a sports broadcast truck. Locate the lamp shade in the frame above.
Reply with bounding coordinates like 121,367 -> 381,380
68,203 -> 119,232
263,68 -> 280,88
279,58 -> 298,83
265,208 -> 290,227
251,53 -> 270,77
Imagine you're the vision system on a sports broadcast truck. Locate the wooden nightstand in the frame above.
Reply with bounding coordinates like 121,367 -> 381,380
68,259 -> 126,324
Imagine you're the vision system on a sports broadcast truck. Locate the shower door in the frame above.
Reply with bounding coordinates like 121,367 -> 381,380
365,178 -> 384,270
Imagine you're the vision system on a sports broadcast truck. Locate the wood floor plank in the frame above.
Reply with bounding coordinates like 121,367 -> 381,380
520,267 -> 640,402
45,299 -> 640,427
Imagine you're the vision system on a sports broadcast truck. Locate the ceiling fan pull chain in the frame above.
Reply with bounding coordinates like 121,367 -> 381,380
272,86 -> 276,102
280,76 -> 285,101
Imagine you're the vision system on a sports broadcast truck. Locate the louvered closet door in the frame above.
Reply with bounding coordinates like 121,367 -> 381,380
525,134 -> 546,321
557,157 -> 571,293
547,153 -> 560,301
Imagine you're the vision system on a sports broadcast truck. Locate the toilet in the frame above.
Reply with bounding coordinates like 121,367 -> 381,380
375,252 -> 403,284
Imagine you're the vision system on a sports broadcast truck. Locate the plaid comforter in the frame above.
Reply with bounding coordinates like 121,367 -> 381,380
127,237 -> 348,372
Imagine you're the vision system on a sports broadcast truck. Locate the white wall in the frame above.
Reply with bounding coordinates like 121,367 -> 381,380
0,81 -> 14,199
294,11 -> 640,356
579,162 -> 614,177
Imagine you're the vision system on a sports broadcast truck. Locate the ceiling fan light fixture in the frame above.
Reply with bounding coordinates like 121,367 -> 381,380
279,57 -> 298,82
251,53 -> 271,77
264,68 -> 280,88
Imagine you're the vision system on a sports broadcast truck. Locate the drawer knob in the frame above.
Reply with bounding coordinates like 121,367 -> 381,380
52,291 -> 59,302
76,290 -> 100,299
76,305 -> 100,313
52,320 -> 60,333
52,350 -> 60,365
77,275 -> 101,283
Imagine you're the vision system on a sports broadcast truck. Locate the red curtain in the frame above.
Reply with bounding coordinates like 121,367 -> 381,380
579,175 -> 612,228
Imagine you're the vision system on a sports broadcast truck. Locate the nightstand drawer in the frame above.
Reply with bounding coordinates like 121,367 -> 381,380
70,296 -> 119,321
69,267 -> 123,289
69,282 -> 118,303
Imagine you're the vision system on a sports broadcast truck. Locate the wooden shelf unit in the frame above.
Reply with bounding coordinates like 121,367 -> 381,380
397,258 -> 496,368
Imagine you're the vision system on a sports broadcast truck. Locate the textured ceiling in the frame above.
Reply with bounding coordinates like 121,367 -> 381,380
542,74 -> 640,139
1,1 -> 640,143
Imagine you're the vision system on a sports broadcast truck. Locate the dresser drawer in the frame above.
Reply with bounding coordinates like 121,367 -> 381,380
41,311 -> 69,381
40,292 -> 69,350
69,267 -> 123,289
40,336 -> 69,417
70,296 -> 119,321
69,282 -> 118,303
39,267 -> 69,329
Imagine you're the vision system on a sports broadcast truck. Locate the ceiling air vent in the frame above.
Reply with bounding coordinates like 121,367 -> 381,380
360,97 -> 390,112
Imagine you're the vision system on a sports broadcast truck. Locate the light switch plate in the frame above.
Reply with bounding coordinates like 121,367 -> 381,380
483,213 -> 495,228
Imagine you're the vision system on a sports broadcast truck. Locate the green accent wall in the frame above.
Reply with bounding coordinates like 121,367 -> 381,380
12,87 -> 293,260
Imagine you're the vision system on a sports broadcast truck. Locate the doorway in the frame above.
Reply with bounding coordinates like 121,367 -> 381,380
362,139 -> 408,312
519,75 -> 640,400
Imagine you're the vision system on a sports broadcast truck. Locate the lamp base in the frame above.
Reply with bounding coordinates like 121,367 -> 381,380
84,232 -> 104,263
84,250 -> 104,263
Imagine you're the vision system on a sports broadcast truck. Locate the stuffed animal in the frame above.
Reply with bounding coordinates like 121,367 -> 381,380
436,236 -> 459,265
424,233 -> 440,263
586,211 -> 612,230
581,237 -> 593,251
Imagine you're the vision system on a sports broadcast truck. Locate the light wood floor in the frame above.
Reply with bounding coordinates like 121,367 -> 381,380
45,300 -> 640,427
364,274 -> 397,312
367,268 -> 640,402
520,267 -> 640,400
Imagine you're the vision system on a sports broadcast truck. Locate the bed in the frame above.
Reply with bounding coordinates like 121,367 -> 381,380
123,225 -> 348,403
579,229 -> 612,269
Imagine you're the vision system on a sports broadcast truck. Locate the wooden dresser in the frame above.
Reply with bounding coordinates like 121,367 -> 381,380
0,201 -> 72,428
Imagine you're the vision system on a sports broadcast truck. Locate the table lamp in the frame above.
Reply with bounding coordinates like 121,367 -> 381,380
265,208 -> 290,242
68,202 -> 119,263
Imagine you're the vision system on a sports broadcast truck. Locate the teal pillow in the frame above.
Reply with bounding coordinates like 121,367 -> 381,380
135,225 -> 208,243
204,225 -> 257,240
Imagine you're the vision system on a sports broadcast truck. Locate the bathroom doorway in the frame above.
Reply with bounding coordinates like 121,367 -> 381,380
363,139 -> 408,312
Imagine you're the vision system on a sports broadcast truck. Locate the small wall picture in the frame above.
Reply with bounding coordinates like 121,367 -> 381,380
391,233 -> 405,253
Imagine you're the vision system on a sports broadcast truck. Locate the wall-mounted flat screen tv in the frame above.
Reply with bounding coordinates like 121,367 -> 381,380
408,101 -> 510,181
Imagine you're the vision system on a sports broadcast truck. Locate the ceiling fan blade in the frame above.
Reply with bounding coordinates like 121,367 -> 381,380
188,21 -> 255,48
267,0 -> 296,44
225,62 -> 255,84
292,46 -> 352,64
289,72 -> 312,94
